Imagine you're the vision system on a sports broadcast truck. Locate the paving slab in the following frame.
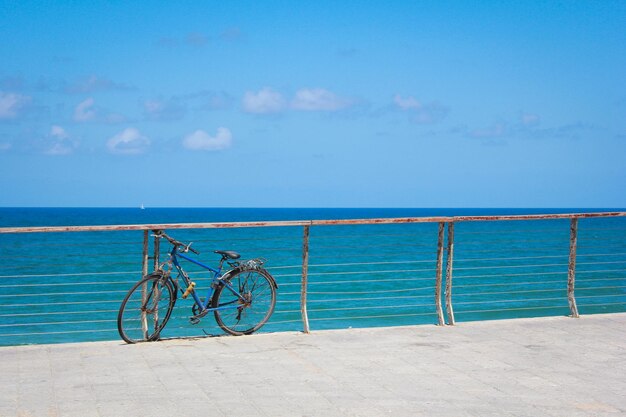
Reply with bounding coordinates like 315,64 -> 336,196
0,313 -> 625,417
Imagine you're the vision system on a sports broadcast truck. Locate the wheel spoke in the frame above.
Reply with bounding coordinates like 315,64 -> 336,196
213,269 -> 276,335
118,275 -> 174,343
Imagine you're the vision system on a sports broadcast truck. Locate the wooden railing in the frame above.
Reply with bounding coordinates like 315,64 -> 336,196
0,211 -> 625,344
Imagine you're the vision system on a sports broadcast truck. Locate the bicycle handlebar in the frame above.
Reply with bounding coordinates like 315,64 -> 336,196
152,230 -> 200,255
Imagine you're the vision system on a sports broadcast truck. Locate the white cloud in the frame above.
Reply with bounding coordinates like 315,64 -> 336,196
46,125 -> 76,155
393,94 -> 449,124
107,128 -> 150,154
51,125 -> 69,139
143,98 -> 186,121
393,94 -> 421,110
74,98 -> 96,122
0,92 -> 31,119
186,32 -> 209,46
470,123 -> 507,139
521,112 -> 541,126
242,88 -> 285,114
183,128 -> 232,151
220,27 -> 242,41
65,75 -> 132,94
291,88 -> 351,111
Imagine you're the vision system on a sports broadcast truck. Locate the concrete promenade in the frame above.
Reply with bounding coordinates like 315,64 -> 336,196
1,314 -> 625,417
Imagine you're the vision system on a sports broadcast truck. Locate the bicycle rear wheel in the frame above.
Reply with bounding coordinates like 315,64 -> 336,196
212,269 -> 276,335
117,273 -> 175,343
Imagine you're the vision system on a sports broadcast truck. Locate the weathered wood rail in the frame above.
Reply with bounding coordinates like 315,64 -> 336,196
1,211 -> 625,234
1,211 -> 625,334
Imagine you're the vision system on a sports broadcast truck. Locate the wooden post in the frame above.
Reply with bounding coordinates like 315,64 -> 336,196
151,230 -> 161,338
301,225 -> 311,333
567,218 -> 580,318
435,222 -> 446,326
444,222 -> 456,325
141,230 -> 149,339
142,230 -> 149,277
153,231 -> 160,272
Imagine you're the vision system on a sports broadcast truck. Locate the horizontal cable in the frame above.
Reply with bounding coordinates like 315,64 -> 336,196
309,294 -> 435,303
455,237 -> 569,246
0,239 -> 142,249
2,280 -> 138,288
577,269 -> 626,275
309,311 -> 435,321
278,292 -> 301,296
5,260 -> 138,271
264,319 -> 302,325
455,254 -> 567,263
0,309 -> 119,318
278,275 -> 435,287
578,243 -> 626,250
273,267 -> 437,279
270,309 -> 300,314
456,227 -> 567,236
454,271 -> 567,280
310,249 -> 439,261
310,231 -> 431,241
577,285 -> 626,291
454,288 -> 566,297
309,303 -> 434,313
0,299 -> 121,308
454,252 -> 626,264
579,227 -> 626,232
308,259 -> 435,268
578,302 -> 625,308
308,286 -> 433,295
192,235 -> 299,244
310,242 -> 434,251
453,268 -> 626,281
265,264 -> 302,271
307,276 -> 435,286
0,289 -> 128,298
578,277 -> 626,283
454,279 -> 564,289
455,280 -> 620,291
0,270 -> 141,279
576,294 -> 626,299
0,328 -> 118,337
455,260 -> 626,272
454,296 -> 566,306
455,262 -> 568,271
308,267 -> 436,276
0,251 -> 144,262
455,305 -> 565,314
0,318 -> 114,328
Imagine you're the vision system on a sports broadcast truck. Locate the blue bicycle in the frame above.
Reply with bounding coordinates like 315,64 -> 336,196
117,230 -> 277,343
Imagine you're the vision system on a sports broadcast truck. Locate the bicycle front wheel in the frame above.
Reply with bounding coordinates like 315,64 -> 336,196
212,269 -> 276,335
117,273 -> 175,343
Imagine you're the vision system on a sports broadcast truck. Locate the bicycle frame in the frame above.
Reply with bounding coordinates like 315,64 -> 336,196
167,245 -> 245,314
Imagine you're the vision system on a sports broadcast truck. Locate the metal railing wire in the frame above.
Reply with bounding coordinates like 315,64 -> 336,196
0,211 -> 625,345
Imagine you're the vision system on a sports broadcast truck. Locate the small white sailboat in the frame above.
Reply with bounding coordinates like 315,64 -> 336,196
140,203 -> 145,210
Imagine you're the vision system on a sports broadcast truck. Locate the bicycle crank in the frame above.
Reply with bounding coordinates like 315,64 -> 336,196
189,307 -> 209,325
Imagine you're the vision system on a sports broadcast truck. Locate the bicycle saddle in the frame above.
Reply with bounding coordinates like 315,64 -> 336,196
214,250 -> 241,259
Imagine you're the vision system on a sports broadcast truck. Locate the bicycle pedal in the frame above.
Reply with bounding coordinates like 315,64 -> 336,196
189,308 -> 209,325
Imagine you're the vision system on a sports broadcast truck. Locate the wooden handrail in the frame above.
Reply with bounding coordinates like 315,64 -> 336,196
0,211 -> 624,234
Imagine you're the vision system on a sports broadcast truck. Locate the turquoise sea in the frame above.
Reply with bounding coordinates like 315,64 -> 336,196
0,208 -> 625,346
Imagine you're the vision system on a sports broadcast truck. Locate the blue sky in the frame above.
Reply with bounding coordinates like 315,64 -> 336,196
1,0 -> 625,207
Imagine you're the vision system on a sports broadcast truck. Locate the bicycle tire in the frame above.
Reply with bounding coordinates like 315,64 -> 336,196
117,273 -> 176,343
212,268 -> 277,335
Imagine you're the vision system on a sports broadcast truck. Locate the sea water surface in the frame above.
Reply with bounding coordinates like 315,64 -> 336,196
0,208 -> 625,346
